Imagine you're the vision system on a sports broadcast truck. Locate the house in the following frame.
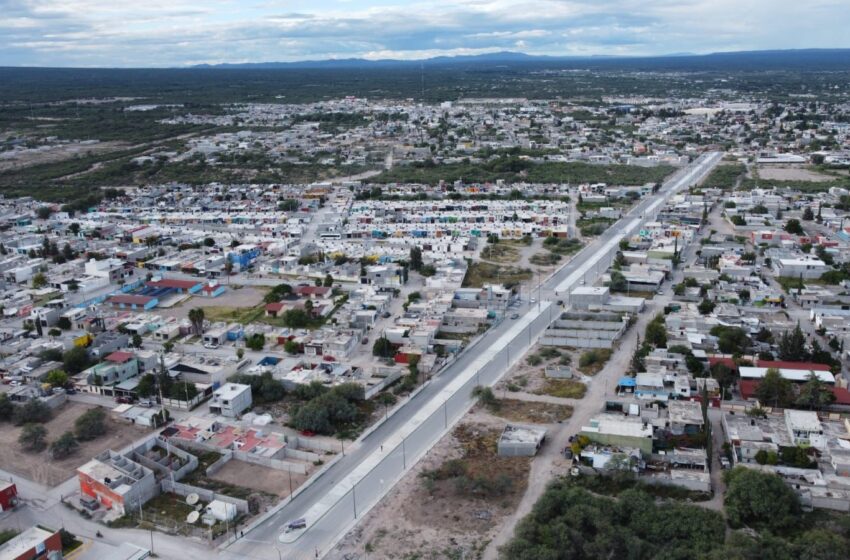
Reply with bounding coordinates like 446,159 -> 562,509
77,450 -> 158,516
0,526 -> 62,560
773,257 -> 828,279
580,413 -> 654,456
80,352 -> 139,395
208,383 -> 252,418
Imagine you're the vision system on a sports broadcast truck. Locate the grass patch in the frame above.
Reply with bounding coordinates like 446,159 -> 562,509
535,378 -> 587,399
480,244 -> 519,264
463,261 -> 532,288
545,238 -> 584,255
577,348 -> 612,375
568,474 -> 712,502
490,398 -> 572,424
201,305 -> 265,324
530,252 -> 561,266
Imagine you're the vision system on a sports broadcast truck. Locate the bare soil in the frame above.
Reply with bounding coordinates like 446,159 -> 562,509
486,399 -> 572,424
757,165 -> 835,182
208,459 -> 311,498
156,286 -> 268,320
331,413 -> 532,560
0,402 -> 150,486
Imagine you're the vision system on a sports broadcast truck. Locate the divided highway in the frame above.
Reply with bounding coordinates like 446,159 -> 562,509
223,151 -> 723,560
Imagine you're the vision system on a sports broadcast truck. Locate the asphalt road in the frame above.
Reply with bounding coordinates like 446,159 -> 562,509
224,152 -> 723,560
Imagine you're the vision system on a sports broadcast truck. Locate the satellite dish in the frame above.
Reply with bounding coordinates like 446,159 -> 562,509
186,493 -> 199,506
187,511 -> 200,524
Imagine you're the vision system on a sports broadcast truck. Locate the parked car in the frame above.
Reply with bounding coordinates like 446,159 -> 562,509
510,313 -> 520,320
115,396 -> 133,404
80,495 -> 100,511
203,342 -> 219,350
720,457 -> 731,470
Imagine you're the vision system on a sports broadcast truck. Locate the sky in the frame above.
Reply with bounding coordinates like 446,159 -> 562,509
1,0 -> 850,67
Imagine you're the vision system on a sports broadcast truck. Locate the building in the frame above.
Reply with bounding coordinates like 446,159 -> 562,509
208,383 -> 252,418
580,413 -> 654,456
77,450 -> 157,516
0,482 -> 17,512
773,257 -> 829,279
497,424 -> 547,457
0,526 -> 62,560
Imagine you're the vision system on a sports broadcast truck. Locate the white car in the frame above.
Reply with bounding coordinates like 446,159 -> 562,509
203,343 -> 219,350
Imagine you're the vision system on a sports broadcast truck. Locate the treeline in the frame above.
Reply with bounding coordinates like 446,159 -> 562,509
370,157 -> 673,186
703,163 -> 747,189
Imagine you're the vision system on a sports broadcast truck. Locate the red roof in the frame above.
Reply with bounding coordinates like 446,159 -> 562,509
109,294 -> 155,305
740,379 -> 850,405
105,351 -> 134,364
294,286 -> 330,296
146,279 -> 202,290
756,360 -> 831,371
708,356 -> 738,371
265,303 -> 285,312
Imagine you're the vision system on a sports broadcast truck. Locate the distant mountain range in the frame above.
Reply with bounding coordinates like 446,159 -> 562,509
191,48 -> 850,71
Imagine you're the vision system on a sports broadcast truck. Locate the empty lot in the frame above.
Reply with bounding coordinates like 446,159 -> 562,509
0,402 -> 149,487
209,459 -> 311,498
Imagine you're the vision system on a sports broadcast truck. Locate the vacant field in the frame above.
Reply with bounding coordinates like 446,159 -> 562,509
757,165 -> 835,182
209,459 -> 310,498
534,378 -> 587,399
0,402 -> 149,486
488,398 -> 572,424
332,416 -> 532,559
463,261 -> 532,288
157,286 -> 267,320
479,243 -> 519,264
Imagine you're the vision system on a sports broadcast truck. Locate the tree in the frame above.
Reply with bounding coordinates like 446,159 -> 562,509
74,407 -> 107,441
710,363 -> 736,394
36,206 -> 53,220
608,270 -> 627,292
13,399 -> 51,425
31,273 -> 47,289
409,246 -> 423,271
802,207 -> 815,221
777,322 -> 808,362
163,341 -> 174,353
796,373 -> 835,410
170,381 -> 198,401
784,218 -> 804,235
19,424 -> 47,452
282,308 -> 309,328
188,308 -> 205,336
62,347 -> 90,375
131,334 -> 143,348
644,315 -> 667,348
44,369 -> 68,388
323,274 -> 334,288
50,431 -> 79,459
724,467 -> 800,532
284,340 -> 300,354
245,333 -> 265,351
372,337 -> 394,358
697,299 -> 716,315
54,317 -> 71,332
203,237 -> 216,247
236,348 -> 244,360
755,368 -> 793,408
0,395 -> 12,422
68,222 -> 81,235
136,374 -> 157,398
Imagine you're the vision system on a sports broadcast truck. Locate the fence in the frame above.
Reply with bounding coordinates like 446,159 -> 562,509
233,450 -> 310,475
162,479 -> 250,513
279,302 -> 558,556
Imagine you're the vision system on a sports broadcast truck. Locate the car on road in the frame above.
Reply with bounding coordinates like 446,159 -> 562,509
510,313 -> 519,320
284,518 -> 307,533
656,289 -> 665,295
720,457 -> 731,470
530,298 -> 536,304
203,342 -> 219,350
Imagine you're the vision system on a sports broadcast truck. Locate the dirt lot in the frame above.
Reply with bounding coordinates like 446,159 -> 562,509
157,286 -> 268,320
0,141 -> 128,171
757,165 -> 835,182
332,412 -> 533,560
486,398 -> 572,424
208,459 -> 311,498
0,402 -> 149,486
494,343 -> 584,395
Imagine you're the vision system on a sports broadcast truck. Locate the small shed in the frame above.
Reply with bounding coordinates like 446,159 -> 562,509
497,424 -> 547,457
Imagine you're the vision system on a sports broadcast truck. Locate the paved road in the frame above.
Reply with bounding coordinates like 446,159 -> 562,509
224,152 -> 723,559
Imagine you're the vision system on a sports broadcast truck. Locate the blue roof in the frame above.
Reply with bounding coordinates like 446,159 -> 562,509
618,377 -> 637,387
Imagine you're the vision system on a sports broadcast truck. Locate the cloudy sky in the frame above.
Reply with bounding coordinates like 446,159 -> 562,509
2,0 -> 849,67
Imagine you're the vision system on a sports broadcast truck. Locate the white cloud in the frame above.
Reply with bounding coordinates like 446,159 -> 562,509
0,0 -> 848,66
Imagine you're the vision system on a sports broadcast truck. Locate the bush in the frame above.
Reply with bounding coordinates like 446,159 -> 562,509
245,333 -> 265,351
13,399 -> 51,425
74,407 -> 107,441
19,423 -> 47,452
50,431 -> 79,459
723,467 -> 800,532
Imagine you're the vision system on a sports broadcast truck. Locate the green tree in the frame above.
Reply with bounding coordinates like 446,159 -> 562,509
50,431 -> 79,459
608,270 -> 627,292
802,207 -> 815,221
245,333 -> 265,351
724,467 -> 800,532
323,274 -> 334,288
0,395 -> 13,422
56,316 -> 72,330
372,337 -> 394,358
62,346 -> 90,374
74,407 -> 107,441
13,399 -> 51,425
644,315 -> 667,348
18,423 -> 47,452
284,340 -> 300,354
131,333 -> 143,348
32,273 -> 47,289
784,218 -> 804,235
282,308 -> 310,328
796,373 -> 836,410
409,246 -> 423,271
698,298 -> 716,315
777,323 -> 808,362
755,368 -> 793,408
44,369 -> 68,388
188,308 -> 205,336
